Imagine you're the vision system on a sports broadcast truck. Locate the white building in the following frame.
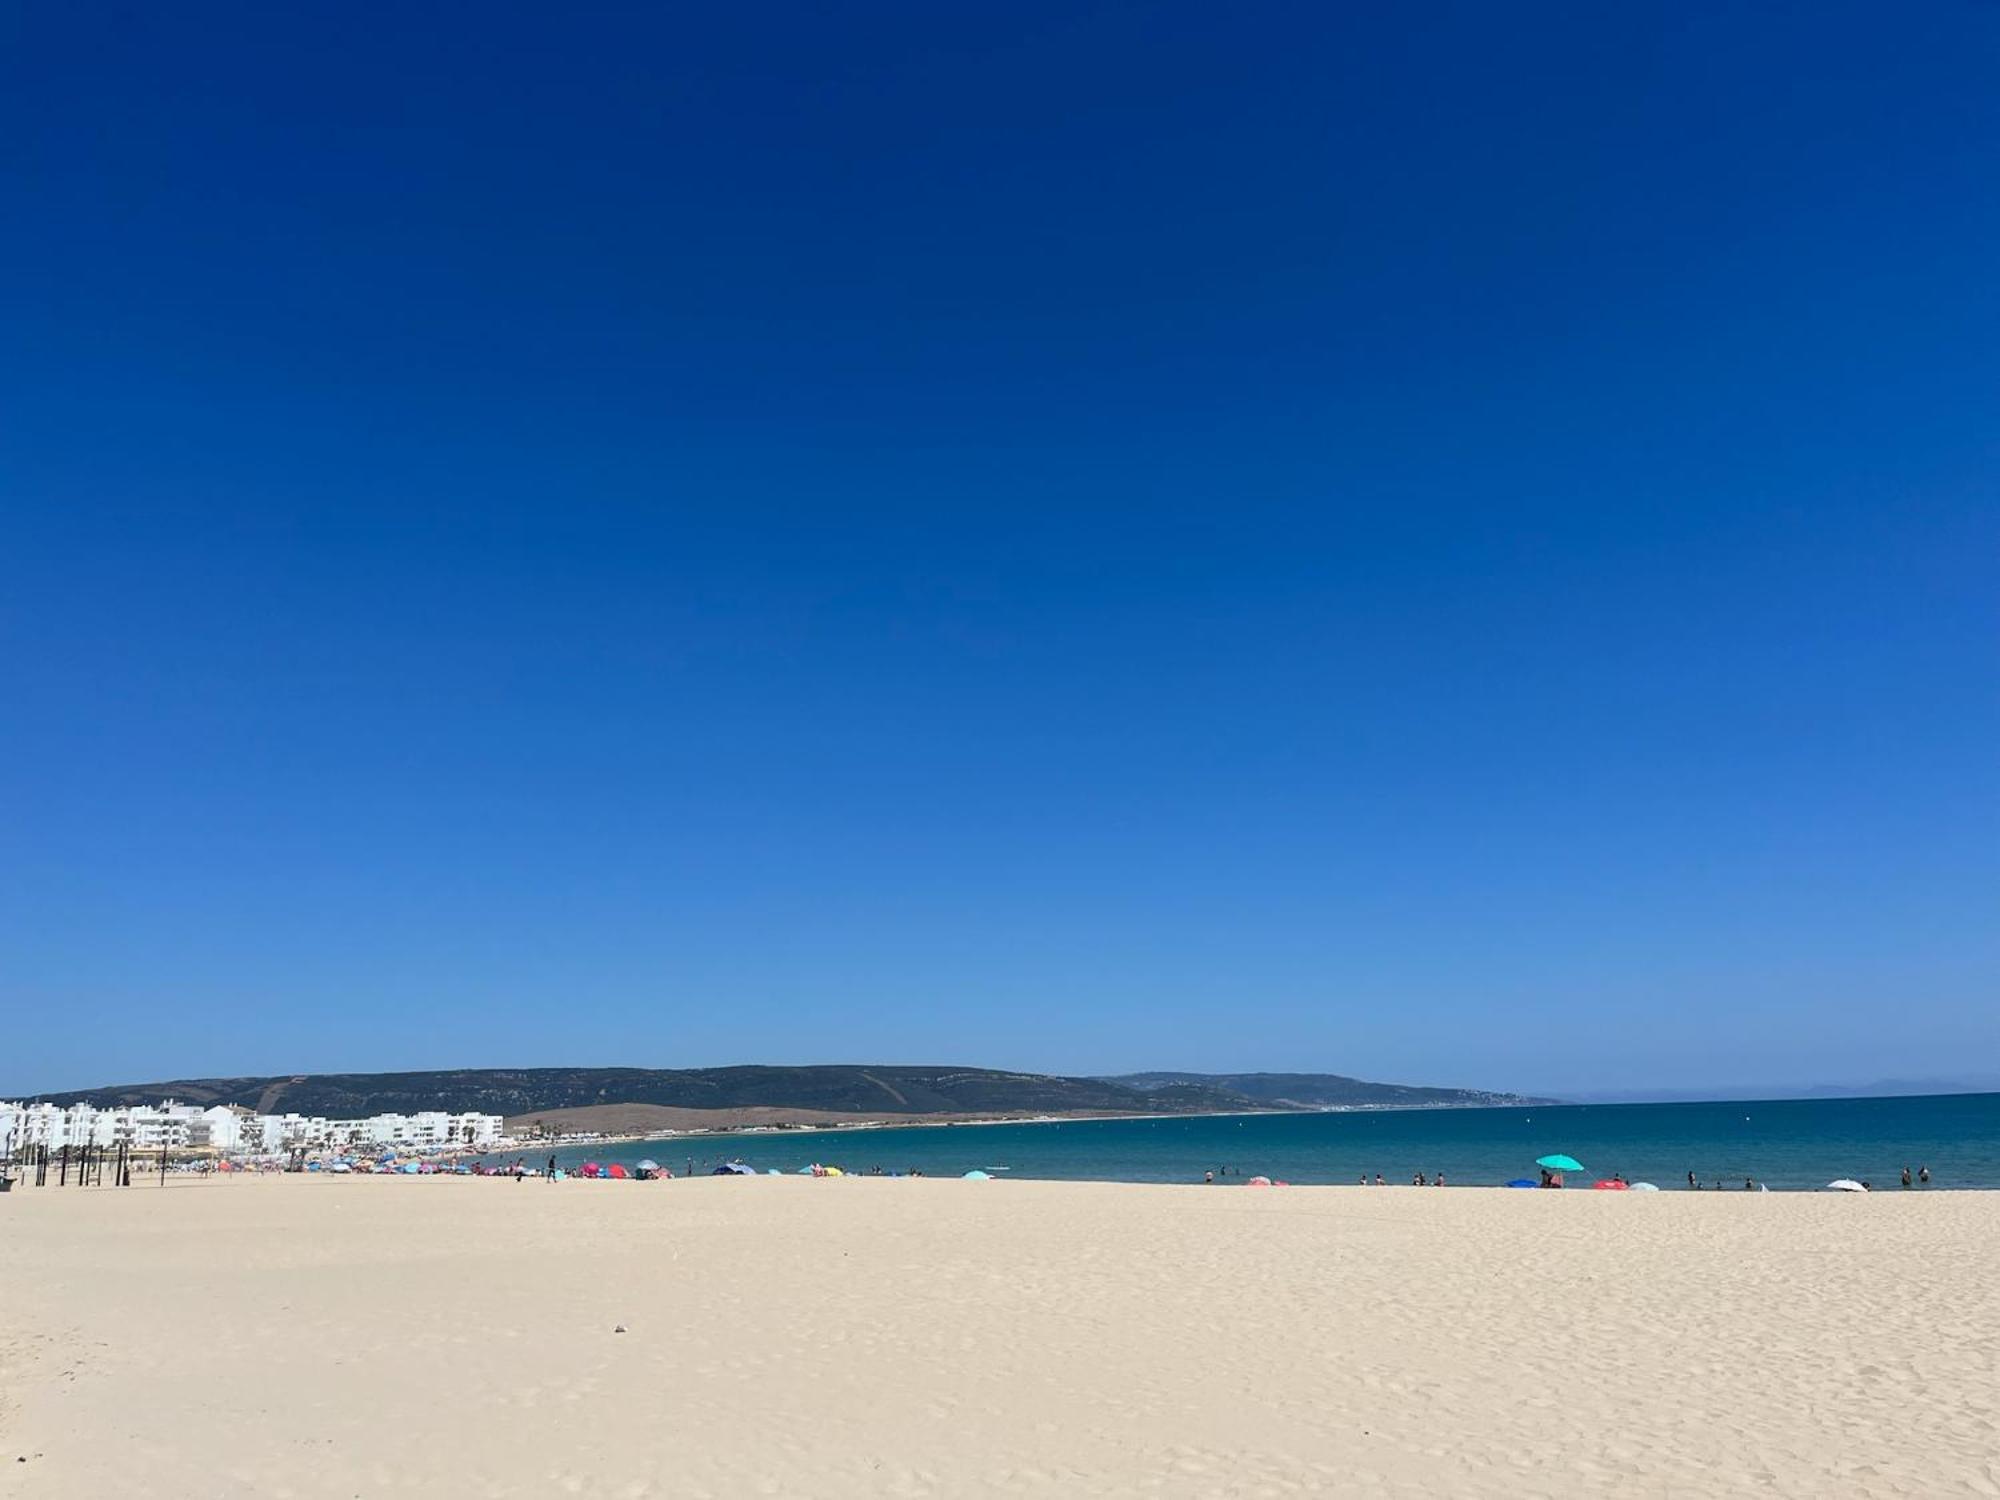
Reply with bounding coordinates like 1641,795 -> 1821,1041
1,1100 -> 504,1157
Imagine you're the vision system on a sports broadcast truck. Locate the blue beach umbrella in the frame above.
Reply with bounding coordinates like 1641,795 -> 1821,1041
1536,1154 -> 1585,1173
1503,1179 -> 1538,1189
962,1170 -> 992,1180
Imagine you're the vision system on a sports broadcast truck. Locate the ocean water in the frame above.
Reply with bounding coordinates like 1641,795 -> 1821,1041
517,1092 -> 2000,1191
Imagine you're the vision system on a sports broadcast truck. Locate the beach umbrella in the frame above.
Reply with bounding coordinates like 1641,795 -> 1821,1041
1826,1179 -> 1867,1192
962,1170 -> 992,1180
1536,1155 -> 1584,1173
606,1163 -> 630,1180
1246,1175 -> 1273,1187
1591,1180 -> 1628,1191
824,1166 -> 845,1177
635,1159 -> 659,1173
578,1161 -> 602,1178
1629,1182 -> 1661,1192
766,1169 -> 782,1176
1503,1179 -> 1537,1188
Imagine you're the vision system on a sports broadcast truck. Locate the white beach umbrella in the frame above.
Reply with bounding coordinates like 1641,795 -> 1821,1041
1826,1179 -> 1867,1192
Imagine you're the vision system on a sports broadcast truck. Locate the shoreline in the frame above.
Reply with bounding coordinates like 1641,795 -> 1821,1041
497,1099 -> 1552,1151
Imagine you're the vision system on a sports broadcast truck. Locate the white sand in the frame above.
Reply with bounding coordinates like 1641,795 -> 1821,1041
1,1175 -> 1994,1497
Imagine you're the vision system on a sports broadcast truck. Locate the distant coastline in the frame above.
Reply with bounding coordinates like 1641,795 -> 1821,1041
503,1092 -> 2000,1192
19,1063 -> 1552,1130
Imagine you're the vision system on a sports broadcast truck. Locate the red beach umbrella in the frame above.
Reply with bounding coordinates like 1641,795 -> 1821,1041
606,1163 -> 630,1179
1592,1179 -> 1629,1191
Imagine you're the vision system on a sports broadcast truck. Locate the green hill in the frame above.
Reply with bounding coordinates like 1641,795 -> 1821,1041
1101,1071 -> 1552,1109
28,1064 -> 1545,1118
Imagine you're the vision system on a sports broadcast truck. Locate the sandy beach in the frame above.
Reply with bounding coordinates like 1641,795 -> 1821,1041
2,1176 -> 1994,1498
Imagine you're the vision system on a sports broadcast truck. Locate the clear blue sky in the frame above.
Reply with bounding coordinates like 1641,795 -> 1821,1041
3,3 -> 1995,1099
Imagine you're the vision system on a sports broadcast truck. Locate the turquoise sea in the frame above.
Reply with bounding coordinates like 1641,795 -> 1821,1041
521,1091 -> 2000,1191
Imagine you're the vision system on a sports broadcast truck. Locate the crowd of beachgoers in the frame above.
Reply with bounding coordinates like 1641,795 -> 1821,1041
71,1151 -> 1941,1192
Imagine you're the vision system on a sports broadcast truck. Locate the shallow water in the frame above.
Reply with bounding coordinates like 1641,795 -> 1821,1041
501,1091 -> 2000,1191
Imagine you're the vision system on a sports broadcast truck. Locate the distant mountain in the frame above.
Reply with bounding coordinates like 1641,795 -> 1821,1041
1102,1071 -> 1551,1109
25,1065 -> 1261,1120
20,1063 -> 1542,1119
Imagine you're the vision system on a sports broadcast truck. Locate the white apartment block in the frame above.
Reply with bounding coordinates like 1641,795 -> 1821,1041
0,1101 -> 503,1157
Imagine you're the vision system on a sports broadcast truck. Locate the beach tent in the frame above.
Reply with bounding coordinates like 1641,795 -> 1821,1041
1591,1180 -> 1628,1191
1246,1175 -> 1273,1187
1826,1179 -> 1867,1192
1503,1179 -> 1537,1188
962,1170 -> 991,1180
605,1163 -> 630,1180
552,1168 -> 568,1180
1629,1182 -> 1661,1192
1536,1154 -> 1585,1173
399,1161 -> 421,1174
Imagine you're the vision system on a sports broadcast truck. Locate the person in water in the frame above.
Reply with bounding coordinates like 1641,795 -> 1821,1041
1919,1165 -> 1931,1185
1902,1166 -> 1913,1189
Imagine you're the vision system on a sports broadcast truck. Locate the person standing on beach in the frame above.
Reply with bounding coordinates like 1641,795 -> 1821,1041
545,1155 -> 556,1181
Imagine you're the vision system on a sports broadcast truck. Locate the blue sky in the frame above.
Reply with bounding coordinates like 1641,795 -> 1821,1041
3,3 -> 1995,1098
